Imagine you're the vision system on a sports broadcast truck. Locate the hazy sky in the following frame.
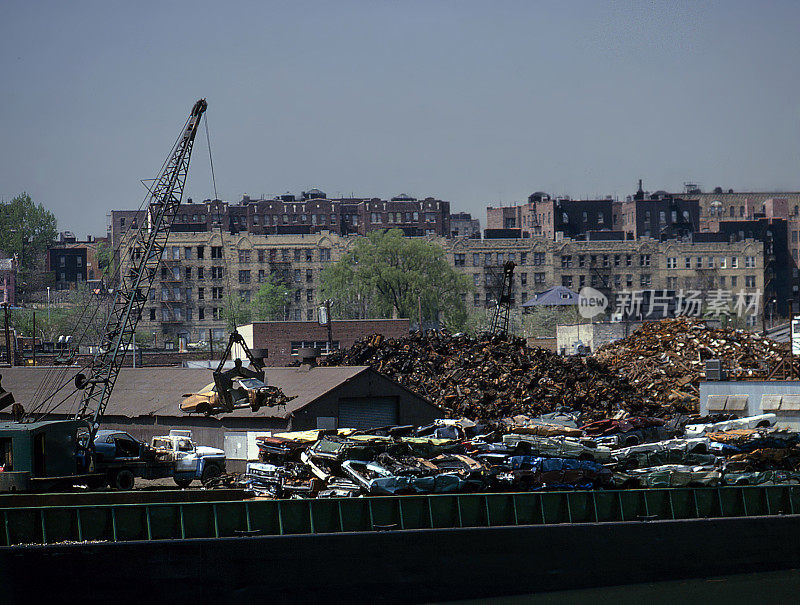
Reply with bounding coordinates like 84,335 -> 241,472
2,1 -> 799,236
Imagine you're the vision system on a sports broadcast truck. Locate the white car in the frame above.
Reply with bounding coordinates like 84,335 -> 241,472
684,414 -> 776,438
502,434 -> 612,463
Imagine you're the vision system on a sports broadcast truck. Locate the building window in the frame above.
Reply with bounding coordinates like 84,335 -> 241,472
185,267 -> 192,280
520,273 -> 528,286
732,257 -> 738,268
684,257 -> 691,269
696,257 -> 703,269
211,287 -> 223,299
238,250 -> 251,263
472,253 -> 480,266
306,269 -> 313,282
473,274 -> 480,287
306,289 -> 313,302
626,274 -> 633,287
294,269 -> 301,282
745,256 -> 756,268
745,275 -> 756,288
639,254 -> 650,267
294,289 -> 301,302
197,267 -> 204,280
625,254 -> 632,267
667,257 -> 676,269
534,272 -> 545,284
454,254 -> 465,267
307,309 -> 314,321
533,252 -> 544,266
473,293 -> 480,306
211,267 -> 224,279
640,274 -> 651,287
211,246 -> 223,259
520,252 -> 528,265
197,246 -> 205,259
320,248 -> 331,262
561,255 -> 572,269
149,309 -> 156,320
198,308 -> 204,320
238,270 -> 251,284
212,308 -> 221,320
578,255 -> 586,268
184,247 -> 192,260
561,275 -> 572,288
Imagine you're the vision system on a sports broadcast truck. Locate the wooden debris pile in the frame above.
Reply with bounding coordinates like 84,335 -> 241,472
323,332 -> 656,421
594,317 -> 787,411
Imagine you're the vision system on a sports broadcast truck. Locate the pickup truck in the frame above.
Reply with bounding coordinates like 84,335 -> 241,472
151,430 -> 226,488
93,430 -> 174,490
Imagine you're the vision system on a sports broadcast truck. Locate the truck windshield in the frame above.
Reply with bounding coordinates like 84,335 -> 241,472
177,439 -> 193,452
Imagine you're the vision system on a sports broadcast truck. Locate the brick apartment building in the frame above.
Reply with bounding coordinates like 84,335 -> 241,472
110,190 -> 454,246
47,231 -> 106,290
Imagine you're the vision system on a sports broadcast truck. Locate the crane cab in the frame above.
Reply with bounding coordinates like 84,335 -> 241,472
0,419 -> 92,492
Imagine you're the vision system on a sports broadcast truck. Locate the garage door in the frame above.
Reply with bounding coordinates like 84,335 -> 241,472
338,397 -> 398,429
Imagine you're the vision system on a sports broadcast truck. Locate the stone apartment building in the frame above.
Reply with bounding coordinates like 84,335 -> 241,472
116,229 -> 351,345
444,236 -> 765,324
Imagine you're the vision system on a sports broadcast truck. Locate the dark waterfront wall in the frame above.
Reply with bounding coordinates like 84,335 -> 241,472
2,514 -> 800,604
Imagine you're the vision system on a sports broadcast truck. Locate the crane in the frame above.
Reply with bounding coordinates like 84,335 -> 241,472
489,261 -> 516,336
75,99 -> 207,441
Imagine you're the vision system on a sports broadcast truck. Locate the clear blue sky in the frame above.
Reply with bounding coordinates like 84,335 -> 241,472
2,1 -> 799,236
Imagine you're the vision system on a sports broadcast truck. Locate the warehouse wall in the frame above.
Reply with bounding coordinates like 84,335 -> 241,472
289,370 -> 443,430
700,380 -> 800,429
247,319 -> 410,366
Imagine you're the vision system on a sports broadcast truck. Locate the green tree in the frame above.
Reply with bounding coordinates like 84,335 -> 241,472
223,292 -> 252,330
0,193 -> 58,298
96,241 -> 114,280
320,229 -> 472,329
251,276 -> 289,321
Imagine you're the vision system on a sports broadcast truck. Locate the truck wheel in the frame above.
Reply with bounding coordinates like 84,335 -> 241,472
113,469 -> 135,491
174,478 -> 193,488
201,464 -> 222,485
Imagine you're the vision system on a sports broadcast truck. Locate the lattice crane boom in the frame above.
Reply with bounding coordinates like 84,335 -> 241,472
75,99 -> 207,438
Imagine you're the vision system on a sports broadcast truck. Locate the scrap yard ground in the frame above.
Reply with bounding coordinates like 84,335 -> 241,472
4,317 -> 800,602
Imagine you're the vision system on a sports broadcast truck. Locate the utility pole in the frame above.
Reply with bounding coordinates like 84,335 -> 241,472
3,304 -> 11,367
325,299 -> 333,353
32,311 -> 36,366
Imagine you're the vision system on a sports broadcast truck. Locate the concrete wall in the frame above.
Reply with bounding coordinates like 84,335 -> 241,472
556,322 -> 639,354
700,380 -> 800,429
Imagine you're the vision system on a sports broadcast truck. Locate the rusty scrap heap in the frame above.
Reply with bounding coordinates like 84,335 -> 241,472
595,317 -> 787,411
323,332 -> 649,421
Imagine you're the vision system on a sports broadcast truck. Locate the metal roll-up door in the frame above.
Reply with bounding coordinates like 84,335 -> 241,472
338,397 -> 398,429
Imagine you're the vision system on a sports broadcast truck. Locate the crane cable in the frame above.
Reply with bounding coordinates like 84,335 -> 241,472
204,114 -> 235,333
24,112 -> 194,420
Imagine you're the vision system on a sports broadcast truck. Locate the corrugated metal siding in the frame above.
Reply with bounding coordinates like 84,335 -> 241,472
338,397 -> 398,429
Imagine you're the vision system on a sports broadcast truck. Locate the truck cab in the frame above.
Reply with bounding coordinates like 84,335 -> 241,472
151,430 -> 226,488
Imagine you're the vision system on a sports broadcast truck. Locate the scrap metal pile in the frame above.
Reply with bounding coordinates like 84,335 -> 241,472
322,332 -> 651,421
235,412 -> 800,498
595,317 -> 787,412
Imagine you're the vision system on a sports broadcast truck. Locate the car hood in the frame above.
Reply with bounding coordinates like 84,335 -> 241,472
196,446 -> 225,457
